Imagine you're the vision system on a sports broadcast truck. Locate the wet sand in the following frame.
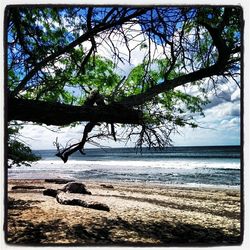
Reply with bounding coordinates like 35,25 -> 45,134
6,179 -> 242,246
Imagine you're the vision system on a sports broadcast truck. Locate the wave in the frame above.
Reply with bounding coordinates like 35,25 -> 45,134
33,158 -> 240,170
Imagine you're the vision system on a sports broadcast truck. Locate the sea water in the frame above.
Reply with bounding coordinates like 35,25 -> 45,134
8,146 -> 241,189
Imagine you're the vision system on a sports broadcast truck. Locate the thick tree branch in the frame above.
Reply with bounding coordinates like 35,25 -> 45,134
121,61 -> 228,107
7,96 -> 143,126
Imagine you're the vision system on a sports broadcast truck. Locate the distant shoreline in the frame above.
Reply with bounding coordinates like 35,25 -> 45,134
32,145 -> 241,151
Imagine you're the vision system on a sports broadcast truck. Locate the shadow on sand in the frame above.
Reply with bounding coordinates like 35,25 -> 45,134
7,216 -> 241,246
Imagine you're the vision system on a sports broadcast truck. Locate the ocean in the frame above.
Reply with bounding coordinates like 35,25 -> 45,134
8,146 -> 241,189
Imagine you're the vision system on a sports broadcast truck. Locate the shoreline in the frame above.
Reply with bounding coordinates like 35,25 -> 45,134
6,178 -> 242,246
7,176 -> 241,191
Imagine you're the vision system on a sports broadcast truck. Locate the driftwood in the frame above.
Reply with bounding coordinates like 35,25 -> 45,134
12,185 -> 45,190
44,179 -> 75,184
43,182 -> 110,212
56,192 -> 110,212
100,184 -> 114,189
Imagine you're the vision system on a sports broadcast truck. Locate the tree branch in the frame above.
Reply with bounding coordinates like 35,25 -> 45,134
7,96 -> 143,126
120,18 -> 237,107
12,9 -> 34,59
55,122 -> 97,163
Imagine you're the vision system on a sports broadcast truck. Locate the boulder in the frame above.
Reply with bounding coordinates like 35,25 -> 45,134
61,182 -> 91,195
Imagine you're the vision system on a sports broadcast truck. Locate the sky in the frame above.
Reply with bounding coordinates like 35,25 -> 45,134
17,12 -> 241,150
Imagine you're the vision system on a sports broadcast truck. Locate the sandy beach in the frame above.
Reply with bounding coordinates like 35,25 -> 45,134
6,179 -> 242,246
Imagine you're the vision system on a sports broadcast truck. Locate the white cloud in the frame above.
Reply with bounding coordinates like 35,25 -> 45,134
231,88 -> 240,102
170,87 -> 241,146
205,102 -> 240,119
172,119 -> 240,146
219,117 -> 240,130
19,123 -> 132,150
96,22 -> 168,76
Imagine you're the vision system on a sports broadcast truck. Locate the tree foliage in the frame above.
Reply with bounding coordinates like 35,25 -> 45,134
6,6 -> 242,163
7,123 -> 41,167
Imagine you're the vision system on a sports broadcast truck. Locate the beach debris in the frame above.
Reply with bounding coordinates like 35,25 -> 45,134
43,182 -> 109,211
100,184 -> 114,189
56,192 -> 110,212
43,189 -> 60,198
45,179 -> 75,184
60,182 -> 92,195
43,182 -> 91,197
12,185 -> 45,190
86,201 -> 110,211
